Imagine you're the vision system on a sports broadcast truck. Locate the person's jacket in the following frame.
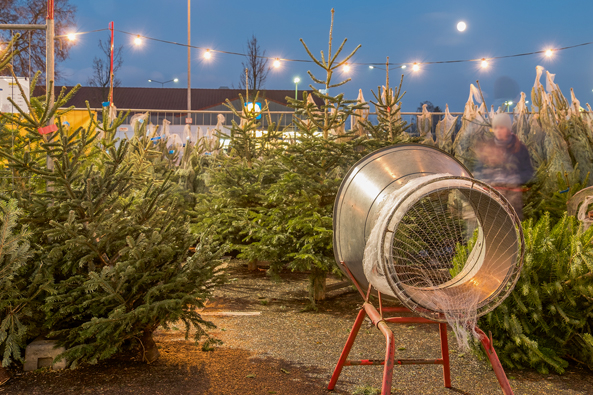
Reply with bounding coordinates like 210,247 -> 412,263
474,134 -> 534,188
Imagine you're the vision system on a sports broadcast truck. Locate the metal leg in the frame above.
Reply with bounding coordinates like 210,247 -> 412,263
475,327 -> 514,395
328,308 -> 366,390
377,321 -> 395,395
439,323 -> 452,388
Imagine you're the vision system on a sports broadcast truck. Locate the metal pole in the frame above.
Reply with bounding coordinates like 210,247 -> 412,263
187,0 -> 191,122
109,21 -> 114,104
46,0 -> 55,175
46,0 -> 54,110
294,81 -> 298,100
0,24 -> 46,30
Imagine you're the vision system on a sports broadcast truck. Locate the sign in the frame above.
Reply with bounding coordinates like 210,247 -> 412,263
38,124 -> 58,135
0,77 -> 30,114
118,127 -> 129,132
246,102 -> 262,120
185,117 -> 193,124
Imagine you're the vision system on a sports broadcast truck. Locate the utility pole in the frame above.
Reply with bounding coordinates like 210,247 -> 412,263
46,0 -> 54,110
45,0 -> 55,174
109,21 -> 114,104
186,0 -> 191,123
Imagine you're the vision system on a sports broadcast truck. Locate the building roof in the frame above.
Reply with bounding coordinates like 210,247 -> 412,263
41,86 -> 323,110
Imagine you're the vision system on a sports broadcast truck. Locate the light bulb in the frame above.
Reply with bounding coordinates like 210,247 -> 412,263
174,78 -> 179,82
134,35 -> 142,45
204,49 -> 211,59
273,58 -> 281,68
343,64 -> 350,72
293,77 -> 300,84
412,63 -> 420,72
369,65 -> 374,69
481,59 -> 488,68
401,65 -> 407,69
67,33 -> 76,41
457,21 -> 467,32
545,49 -> 553,57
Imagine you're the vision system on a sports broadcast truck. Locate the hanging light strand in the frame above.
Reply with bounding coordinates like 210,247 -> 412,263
53,27 -> 593,69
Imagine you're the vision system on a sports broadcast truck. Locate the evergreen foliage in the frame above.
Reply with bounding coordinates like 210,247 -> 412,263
479,213 -> 593,373
0,65 -> 223,366
0,199 -> 49,367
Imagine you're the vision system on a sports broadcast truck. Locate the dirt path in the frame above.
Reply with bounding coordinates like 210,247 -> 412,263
1,260 -> 592,394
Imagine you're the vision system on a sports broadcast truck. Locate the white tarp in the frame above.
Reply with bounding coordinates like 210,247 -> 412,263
0,77 -> 30,114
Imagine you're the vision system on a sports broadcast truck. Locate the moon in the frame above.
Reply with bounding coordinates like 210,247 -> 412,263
457,21 -> 467,32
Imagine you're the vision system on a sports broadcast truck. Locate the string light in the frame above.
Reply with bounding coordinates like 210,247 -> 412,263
481,58 -> 489,68
273,58 -> 281,68
62,27 -> 593,74
343,63 -> 351,72
204,49 -> 212,59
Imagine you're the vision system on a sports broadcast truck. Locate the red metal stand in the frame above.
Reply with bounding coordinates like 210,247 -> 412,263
328,262 -> 514,395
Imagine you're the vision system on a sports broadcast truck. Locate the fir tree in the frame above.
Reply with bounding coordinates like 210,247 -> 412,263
243,9 -> 365,302
0,74 -> 224,366
479,213 -> 593,373
192,93 -> 283,270
358,58 -> 413,148
0,199 -> 50,367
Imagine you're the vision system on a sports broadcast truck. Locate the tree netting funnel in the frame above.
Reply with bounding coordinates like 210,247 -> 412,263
334,144 -> 524,323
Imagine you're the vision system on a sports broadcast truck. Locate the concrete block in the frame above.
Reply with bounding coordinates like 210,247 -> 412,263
23,339 -> 67,371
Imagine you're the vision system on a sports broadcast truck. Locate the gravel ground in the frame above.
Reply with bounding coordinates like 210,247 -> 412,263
2,259 -> 592,395
198,260 -> 593,395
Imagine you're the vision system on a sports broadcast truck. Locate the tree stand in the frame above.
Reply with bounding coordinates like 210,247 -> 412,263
328,262 -> 514,395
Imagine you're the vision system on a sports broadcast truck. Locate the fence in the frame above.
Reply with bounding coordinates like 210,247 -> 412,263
80,108 -> 466,135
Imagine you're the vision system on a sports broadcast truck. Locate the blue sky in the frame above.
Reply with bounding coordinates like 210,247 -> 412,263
59,0 -> 593,111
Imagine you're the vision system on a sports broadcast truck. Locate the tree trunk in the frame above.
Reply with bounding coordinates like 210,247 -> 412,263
310,270 -> 327,301
247,259 -> 258,271
141,330 -> 160,364
0,366 -> 10,386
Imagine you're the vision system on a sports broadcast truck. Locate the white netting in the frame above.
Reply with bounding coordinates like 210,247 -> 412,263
130,112 -> 149,136
453,85 -> 489,165
162,119 -> 171,139
435,105 -> 458,152
417,104 -> 434,145
363,174 -> 522,350
577,196 -> 593,231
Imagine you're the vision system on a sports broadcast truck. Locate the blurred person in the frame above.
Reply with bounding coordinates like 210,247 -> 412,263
475,113 -> 533,219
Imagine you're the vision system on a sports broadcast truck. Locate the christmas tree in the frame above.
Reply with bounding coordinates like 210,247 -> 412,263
192,91 -> 284,271
242,9 -> 367,302
0,69 -> 223,366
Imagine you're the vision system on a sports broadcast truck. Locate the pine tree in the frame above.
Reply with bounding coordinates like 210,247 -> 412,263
0,199 -> 50,368
358,58 -> 413,149
242,9 -> 366,302
479,213 -> 593,374
192,92 -> 284,271
0,73 -> 223,366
